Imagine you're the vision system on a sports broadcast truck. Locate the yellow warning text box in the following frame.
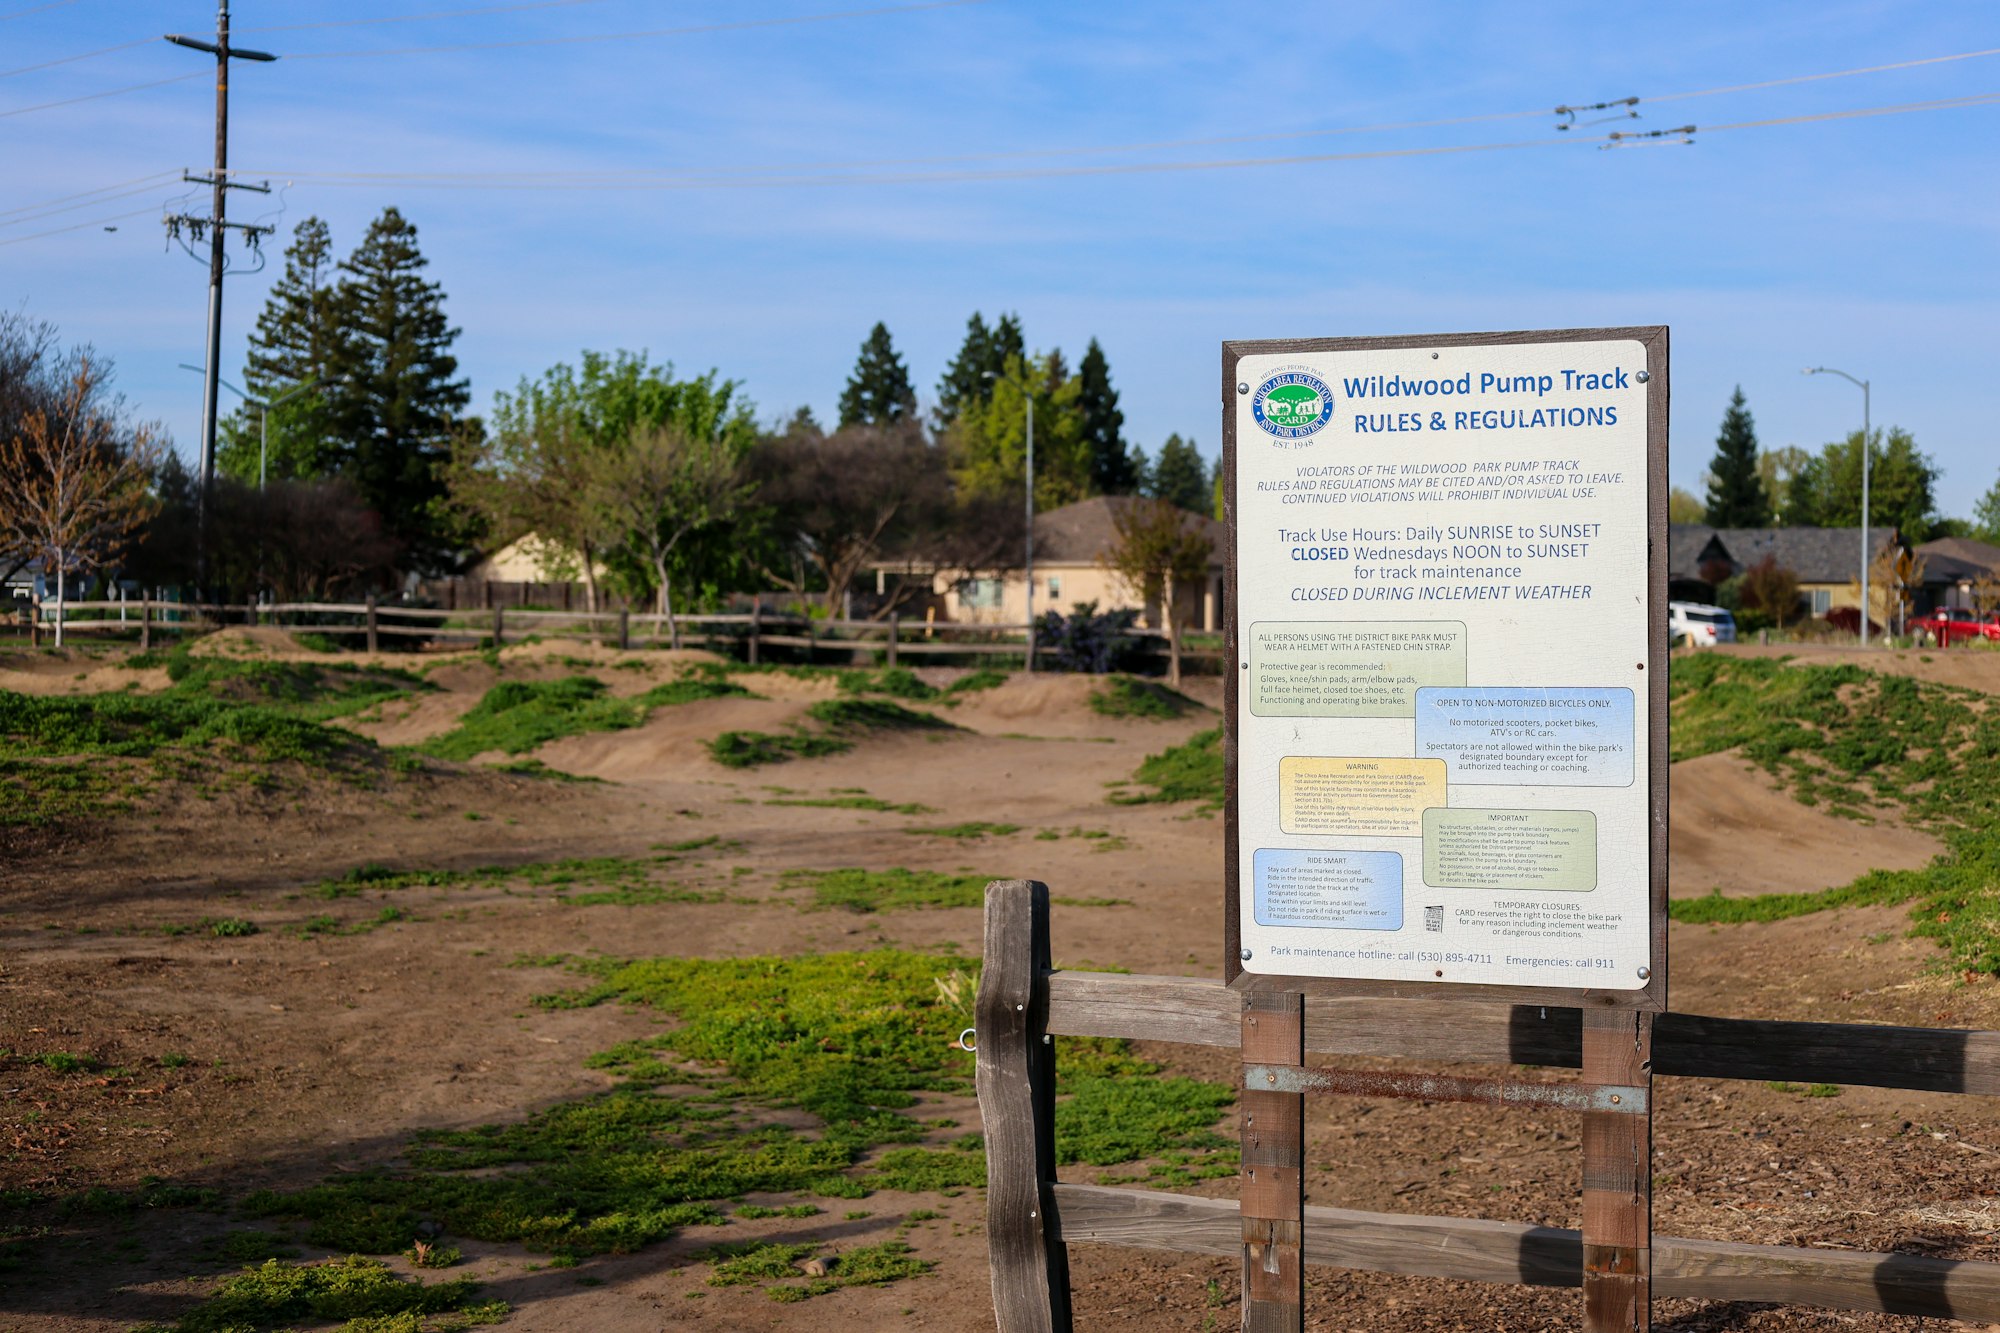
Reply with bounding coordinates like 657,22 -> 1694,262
1278,756 -> 1447,837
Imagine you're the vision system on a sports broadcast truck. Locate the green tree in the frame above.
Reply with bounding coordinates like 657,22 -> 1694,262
836,322 -> 917,429
1667,487 -> 1706,524
1100,496 -> 1214,686
933,311 -> 1023,429
1075,338 -> 1135,494
1786,427 -> 1938,539
589,424 -> 750,645
1148,433 -> 1208,513
1973,470 -> 2000,542
224,217 -> 345,483
1757,445 -> 1813,525
325,207 -> 470,572
1704,387 -> 1768,527
947,353 -> 1089,509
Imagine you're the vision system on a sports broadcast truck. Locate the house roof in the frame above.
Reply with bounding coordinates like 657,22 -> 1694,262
1032,496 -> 1225,566
1916,536 -> 2000,585
1667,524 -> 1898,585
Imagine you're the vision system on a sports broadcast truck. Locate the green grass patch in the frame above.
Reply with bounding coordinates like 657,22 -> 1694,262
782,868 -> 990,913
1111,726 -> 1222,811
838,667 -> 937,700
1089,676 -> 1200,719
903,822 -> 1019,839
765,794 -> 936,815
702,1237 -> 931,1303
151,1256 -> 501,1333
419,674 -> 751,761
311,854 -> 722,910
942,668 -> 1008,697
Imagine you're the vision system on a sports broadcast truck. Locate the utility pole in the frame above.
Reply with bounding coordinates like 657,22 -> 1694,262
162,2 -> 276,591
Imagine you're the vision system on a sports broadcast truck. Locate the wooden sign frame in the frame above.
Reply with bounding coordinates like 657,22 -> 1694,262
1221,327 -> 1670,1012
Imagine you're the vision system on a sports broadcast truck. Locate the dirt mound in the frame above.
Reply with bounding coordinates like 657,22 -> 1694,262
943,673 -> 1212,739
0,649 -> 166,696
1713,641 -> 2000,696
1668,750 -> 1941,898
534,695 -> 813,780
337,690 -> 482,747
186,625 -> 317,657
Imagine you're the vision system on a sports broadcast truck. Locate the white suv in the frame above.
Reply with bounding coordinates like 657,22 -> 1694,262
1670,601 -> 1736,646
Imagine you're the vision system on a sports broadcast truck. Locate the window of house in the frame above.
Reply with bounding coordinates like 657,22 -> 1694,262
1812,589 -> 1831,615
1046,575 -> 1061,599
962,578 -> 1003,610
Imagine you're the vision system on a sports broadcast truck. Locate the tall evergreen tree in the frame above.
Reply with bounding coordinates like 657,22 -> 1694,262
1704,387 -> 1769,527
1074,338 -> 1135,495
1786,427 -> 1939,540
836,322 -> 917,428
227,217 -> 344,481
933,310 -> 1026,429
1148,433 -> 1209,513
327,207 -> 470,572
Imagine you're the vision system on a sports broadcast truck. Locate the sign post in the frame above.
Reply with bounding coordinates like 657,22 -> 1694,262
1222,328 -> 1668,1330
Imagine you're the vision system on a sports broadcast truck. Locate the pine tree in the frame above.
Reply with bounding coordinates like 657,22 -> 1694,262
228,217 -> 343,481
836,322 -> 917,428
1704,387 -> 1769,528
1148,434 -> 1209,513
933,310 -> 1026,430
1075,338 -> 1135,495
327,207 -> 470,572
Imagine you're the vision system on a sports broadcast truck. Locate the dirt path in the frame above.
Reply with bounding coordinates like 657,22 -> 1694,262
5,646 -> 1998,1330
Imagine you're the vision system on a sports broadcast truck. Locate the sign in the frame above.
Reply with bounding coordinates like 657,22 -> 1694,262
1224,329 -> 1667,1005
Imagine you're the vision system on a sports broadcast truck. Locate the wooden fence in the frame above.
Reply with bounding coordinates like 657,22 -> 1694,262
14,598 -> 1221,672
975,879 -> 2000,1331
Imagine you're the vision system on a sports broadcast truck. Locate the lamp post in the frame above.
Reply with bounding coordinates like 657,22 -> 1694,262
1803,367 -> 1872,645
178,365 -> 322,490
983,368 -> 1036,671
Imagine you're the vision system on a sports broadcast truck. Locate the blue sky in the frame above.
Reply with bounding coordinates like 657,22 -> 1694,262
4,0 -> 1998,514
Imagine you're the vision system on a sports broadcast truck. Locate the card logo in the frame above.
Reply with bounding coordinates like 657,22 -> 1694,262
1252,369 -> 1332,441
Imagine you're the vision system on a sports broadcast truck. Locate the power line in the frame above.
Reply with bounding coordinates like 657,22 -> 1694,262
0,0 -> 80,19
0,70 -> 201,118
236,85 -> 2000,192
0,204 -> 159,246
284,0 -> 990,59
0,180 -> 177,228
0,168 -> 179,220
0,37 -> 151,79
1649,46 -> 2000,103
236,0 -> 665,35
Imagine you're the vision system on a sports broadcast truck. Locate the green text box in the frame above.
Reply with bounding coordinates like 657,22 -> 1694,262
1249,620 -> 1466,718
1422,807 -> 1597,891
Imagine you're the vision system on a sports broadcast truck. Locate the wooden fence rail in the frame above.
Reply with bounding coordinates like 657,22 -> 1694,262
15,598 -> 1224,671
977,880 -> 2000,1330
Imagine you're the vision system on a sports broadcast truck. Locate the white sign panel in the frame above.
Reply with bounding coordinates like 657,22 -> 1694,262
1232,335 -> 1655,992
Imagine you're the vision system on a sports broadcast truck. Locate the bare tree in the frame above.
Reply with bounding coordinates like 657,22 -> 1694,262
590,425 -> 749,647
447,411 -> 617,612
0,361 -> 162,646
750,421 -> 959,616
1100,496 -> 1214,685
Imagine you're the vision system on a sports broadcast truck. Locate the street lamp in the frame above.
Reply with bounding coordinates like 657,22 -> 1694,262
1803,366 -> 1872,645
178,364 -> 321,490
982,368 -> 1036,671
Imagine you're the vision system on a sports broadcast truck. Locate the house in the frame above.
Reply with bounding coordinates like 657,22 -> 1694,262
2,557 -> 44,605
1668,525 -> 1903,618
888,496 -> 1227,630
1915,536 -> 2000,609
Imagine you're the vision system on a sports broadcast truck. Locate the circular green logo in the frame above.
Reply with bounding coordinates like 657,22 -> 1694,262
1252,370 -> 1332,441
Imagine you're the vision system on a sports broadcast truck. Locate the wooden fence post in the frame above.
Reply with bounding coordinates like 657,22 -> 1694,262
139,597 -> 151,652
1241,991 -> 1306,1332
887,614 -> 899,668
748,599 -> 762,665
618,609 -> 630,652
492,605 -> 504,648
1582,1007 -> 1654,1331
1169,622 -> 1183,688
1025,620 -> 1037,673
365,595 -> 378,654
806,613 -> 816,664
977,880 -> 1071,1333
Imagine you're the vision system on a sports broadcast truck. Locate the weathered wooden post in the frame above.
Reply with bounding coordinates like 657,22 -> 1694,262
748,598 -> 762,666
139,596 -> 151,652
887,613 -> 899,668
618,608 -> 630,652
492,604 -> 504,648
977,879 -> 1071,1332
1582,1008 -> 1654,1329
365,594 -> 378,654
1240,991 -> 1305,1331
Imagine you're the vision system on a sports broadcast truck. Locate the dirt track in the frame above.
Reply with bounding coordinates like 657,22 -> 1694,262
5,637 -> 2000,1330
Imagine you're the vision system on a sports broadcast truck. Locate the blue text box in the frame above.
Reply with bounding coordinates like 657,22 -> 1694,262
1253,849 -> 1403,930
1414,687 -> 1635,786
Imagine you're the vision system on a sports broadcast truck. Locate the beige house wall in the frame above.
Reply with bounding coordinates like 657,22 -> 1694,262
925,562 -> 1224,631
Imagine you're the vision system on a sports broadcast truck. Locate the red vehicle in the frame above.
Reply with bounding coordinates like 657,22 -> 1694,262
1911,606 -> 2000,646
